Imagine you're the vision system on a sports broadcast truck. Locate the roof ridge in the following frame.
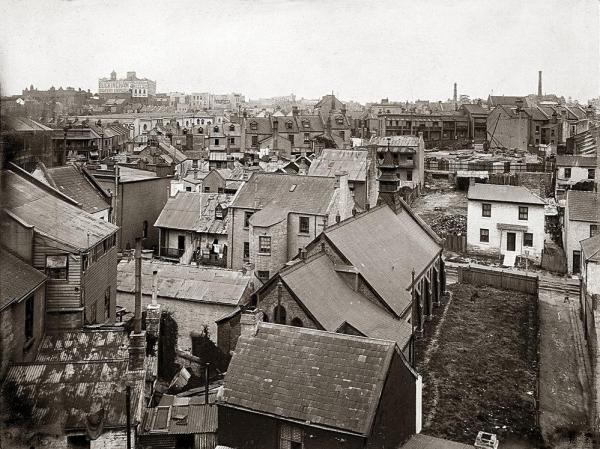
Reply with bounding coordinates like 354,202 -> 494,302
324,204 -> 388,233
280,251 -> 328,277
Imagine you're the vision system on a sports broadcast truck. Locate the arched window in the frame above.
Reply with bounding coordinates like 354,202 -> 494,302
290,317 -> 303,327
197,119 -> 200,124
273,305 -> 286,324
229,124 -> 235,131
198,127 -> 203,134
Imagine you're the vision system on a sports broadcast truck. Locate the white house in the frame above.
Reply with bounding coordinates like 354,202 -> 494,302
563,190 -> 599,274
581,234 -> 600,296
555,155 -> 597,199
467,183 -> 546,263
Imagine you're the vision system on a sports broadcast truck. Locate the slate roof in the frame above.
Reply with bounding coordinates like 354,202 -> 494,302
117,260 -> 253,306
36,165 -> 110,214
3,330 -> 144,431
369,135 -> 420,147
154,192 -> 232,234
323,205 -> 441,316
467,183 -> 545,205
0,248 -> 46,312
523,106 -> 549,121
2,167 -> 118,250
221,323 -> 396,435
555,155 -> 597,167
140,396 -> 218,435
581,234 -> 600,263
279,253 -> 412,348
567,190 -> 600,222
232,172 -> 336,224
400,434 -> 473,449
308,148 -> 367,181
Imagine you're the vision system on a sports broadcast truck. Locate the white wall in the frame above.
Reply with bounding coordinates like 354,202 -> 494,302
565,219 -> 596,273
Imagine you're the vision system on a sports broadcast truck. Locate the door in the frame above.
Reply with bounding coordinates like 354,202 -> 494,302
177,235 -> 185,256
507,232 -> 516,251
573,250 -> 581,274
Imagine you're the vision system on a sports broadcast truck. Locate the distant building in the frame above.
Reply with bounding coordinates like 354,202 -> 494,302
226,172 -> 355,281
98,70 -> 157,102
1,116 -> 54,170
218,323 -> 422,449
563,190 -> 599,274
467,184 -> 546,262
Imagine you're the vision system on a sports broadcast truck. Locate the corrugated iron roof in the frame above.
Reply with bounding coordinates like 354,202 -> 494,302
35,330 -> 129,362
308,148 -> 367,181
3,168 -> 118,250
140,399 -> 217,435
0,248 -> 46,311
581,234 -> 600,262
555,155 -> 597,167
154,192 -> 232,233
467,183 -> 545,205
369,135 -> 420,147
117,260 -> 253,305
222,323 -> 396,436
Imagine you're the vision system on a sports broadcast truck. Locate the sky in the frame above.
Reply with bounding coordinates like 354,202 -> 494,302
0,0 -> 598,103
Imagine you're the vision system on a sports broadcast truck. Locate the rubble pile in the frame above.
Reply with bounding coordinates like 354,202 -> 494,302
429,214 -> 467,237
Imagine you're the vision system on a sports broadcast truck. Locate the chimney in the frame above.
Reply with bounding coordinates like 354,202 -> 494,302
129,238 -> 146,372
538,71 -> 543,97
146,270 -> 161,338
453,82 -> 457,103
292,106 -> 299,116
299,248 -> 307,260
240,309 -> 262,338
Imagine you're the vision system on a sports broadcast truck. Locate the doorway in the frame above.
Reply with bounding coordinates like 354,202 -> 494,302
507,232 -> 516,251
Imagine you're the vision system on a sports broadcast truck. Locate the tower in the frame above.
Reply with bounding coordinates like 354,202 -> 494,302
538,71 -> 542,97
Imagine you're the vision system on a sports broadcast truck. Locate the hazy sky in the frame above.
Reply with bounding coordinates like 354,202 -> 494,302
0,0 -> 598,103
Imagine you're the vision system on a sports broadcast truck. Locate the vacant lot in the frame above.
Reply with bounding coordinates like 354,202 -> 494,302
412,189 -> 467,237
416,283 -> 541,446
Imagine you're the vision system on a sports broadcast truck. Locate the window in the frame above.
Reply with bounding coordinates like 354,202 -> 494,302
482,203 -> 492,217
250,122 -> 258,130
186,186 -> 192,192
257,270 -> 270,282
299,216 -> 309,234
46,255 -> 68,280
280,423 -> 303,449
303,132 -> 310,142
588,169 -> 595,180
288,134 -> 294,145
204,186 -> 210,192
290,317 -> 304,327
591,225 -> 598,238
244,211 -> 254,228
480,228 -> 489,242
251,135 -> 258,146
518,206 -> 528,220
229,137 -> 235,144
551,129 -> 555,136
215,205 -> 223,219
213,126 -> 219,132
104,287 -> 111,321
214,138 -> 220,145
340,131 -> 345,140
573,250 -> 582,274
564,167 -> 571,178
285,121 -> 293,129
273,305 -> 287,325
229,124 -> 235,131
243,242 -> 250,261
25,295 -> 34,341
524,232 -> 533,247
535,125 -> 540,133
406,170 -> 413,181
259,236 -> 271,254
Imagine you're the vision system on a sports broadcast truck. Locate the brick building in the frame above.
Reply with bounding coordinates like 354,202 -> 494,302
1,164 -> 119,331
226,172 -> 355,281
218,323 -> 422,449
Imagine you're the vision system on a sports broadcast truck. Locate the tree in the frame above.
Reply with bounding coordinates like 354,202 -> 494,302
158,311 -> 179,381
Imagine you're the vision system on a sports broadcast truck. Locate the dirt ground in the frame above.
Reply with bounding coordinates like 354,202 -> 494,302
412,187 -> 468,236
416,283 -> 541,447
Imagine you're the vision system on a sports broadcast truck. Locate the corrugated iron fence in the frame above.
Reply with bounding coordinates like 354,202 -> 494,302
457,265 -> 539,295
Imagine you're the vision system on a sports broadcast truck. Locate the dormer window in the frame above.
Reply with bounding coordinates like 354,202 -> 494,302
285,120 -> 293,129
229,124 -> 235,131
335,116 -> 344,125
215,204 -> 224,219
302,120 -> 310,128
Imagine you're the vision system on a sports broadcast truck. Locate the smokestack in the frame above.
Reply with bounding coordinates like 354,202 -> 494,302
538,71 -> 542,97
453,83 -> 457,103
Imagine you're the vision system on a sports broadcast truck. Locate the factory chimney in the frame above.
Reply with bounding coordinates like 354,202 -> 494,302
453,83 -> 457,103
538,71 -> 543,97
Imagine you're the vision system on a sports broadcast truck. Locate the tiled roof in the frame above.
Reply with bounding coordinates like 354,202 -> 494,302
140,396 -> 217,435
567,190 -> 600,222
369,135 -> 420,147
581,234 -> 600,263
231,172 -> 336,218
221,323 -> 395,435
279,253 -> 412,348
117,260 -> 253,305
323,205 -> 441,316
400,434 -> 473,449
308,148 -> 367,181
0,248 -> 46,312
3,167 -> 118,250
4,330 -> 144,431
467,184 -> 545,205
37,165 -> 110,214
154,192 -> 232,233
555,155 -> 597,167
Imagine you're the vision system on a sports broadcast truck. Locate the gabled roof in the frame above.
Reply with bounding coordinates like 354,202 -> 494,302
0,248 -> 46,312
2,166 -> 118,250
221,322 -> 398,435
567,190 -> 600,222
279,252 -> 412,347
581,234 -> 600,263
322,205 -> 442,316
523,106 -> 549,121
308,148 -> 367,181
231,172 -> 336,218
555,155 -> 597,168
488,95 -> 526,107
117,260 -> 253,306
34,164 -> 110,214
154,192 -> 231,234
460,104 -> 488,115
467,183 -> 545,205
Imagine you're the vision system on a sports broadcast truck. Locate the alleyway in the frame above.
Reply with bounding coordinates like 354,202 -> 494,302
538,277 -> 592,448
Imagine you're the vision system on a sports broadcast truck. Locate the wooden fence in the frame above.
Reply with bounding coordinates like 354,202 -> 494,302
443,234 -> 467,253
457,265 -> 539,295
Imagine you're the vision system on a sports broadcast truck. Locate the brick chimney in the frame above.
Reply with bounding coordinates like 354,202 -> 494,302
240,309 -> 262,338
146,270 -> 161,338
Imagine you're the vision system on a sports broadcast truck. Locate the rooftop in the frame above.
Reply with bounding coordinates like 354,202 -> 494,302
581,234 -> 600,263
555,155 -> 598,168
6,116 -> 52,132
221,323 -> 397,435
140,395 -> 217,436
0,248 -> 46,312
154,192 -> 232,234
467,183 -> 545,205
567,190 -> 600,222
399,434 -> 474,449
369,135 -> 421,147
117,260 -> 254,306
308,148 -> 368,181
